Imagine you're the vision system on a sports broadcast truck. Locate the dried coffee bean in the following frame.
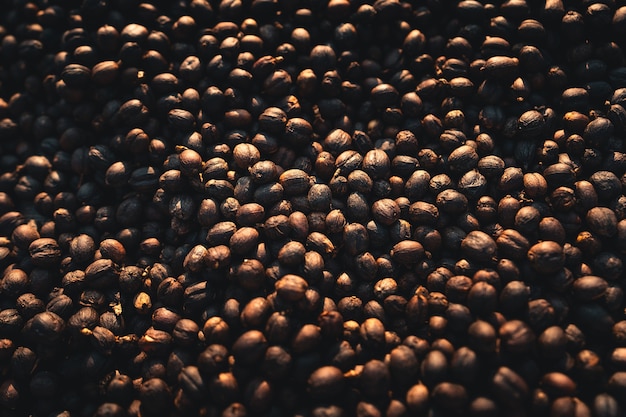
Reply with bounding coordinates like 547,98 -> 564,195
492,366 -> 529,407
275,274 -> 308,302
499,320 -> 535,354
432,382 -> 469,413
586,207 -> 617,238
371,198 -> 400,226
436,189 -> 468,214
28,238 -> 61,267
305,366 -> 344,401
24,311 -> 65,343
461,231 -> 497,262
573,276 -> 608,301
232,330 -> 267,366
527,241 -> 564,274
496,229 -> 529,261
421,349 -> 448,388
277,241 -> 306,266
593,393 -> 621,417
85,259 -> 119,289
229,227 -> 259,255
390,240 -> 425,265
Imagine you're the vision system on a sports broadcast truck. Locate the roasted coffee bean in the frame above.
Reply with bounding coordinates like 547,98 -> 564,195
275,274 -> 308,302
461,231 -> 497,262
23,311 -> 65,343
421,349 -> 448,388
586,207 -> 617,238
450,347 -> 479,386
499,320 -> 536,354
28,238 -> 61,267
593,393 -> 622,417
527,241 -> 564,274
537,325 -> 567,359
573,276 -> 608,301
432,382 -> 469,413
307,366 -> 344,400
138,327 -> 172,357
85,259 -> 119,289
232,330 -> 267,366
492,366 -> 529,408
391,240 -> 425,265
3,1 -> 626,415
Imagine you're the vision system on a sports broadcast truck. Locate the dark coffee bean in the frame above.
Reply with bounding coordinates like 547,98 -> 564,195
492,366 -> 529,408
406,383 -> 429,413
573,276 -> 608,302
307,366 -> 344,400
232,330 -> 267,366
593,393 -> 622,417
85,259 -> 119,289
432,382 -> 469,413
419,349 -> 448,389
538,325 -> 567,358
499,320 -> 535,354
275,274 -> 308,302
391,240 -> 425,265
468,320 -> 497,353
28,238 -> 61,267
138,327 -> 172,357
586,207 -> 617,238
496,229 -> 529,261
139,378 -> 172,416
461,231 -> 497,262
527,241 -> 564,274
24,311 -> 65,343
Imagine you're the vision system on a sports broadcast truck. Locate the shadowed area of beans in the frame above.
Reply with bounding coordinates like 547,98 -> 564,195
1,0 -> 626,416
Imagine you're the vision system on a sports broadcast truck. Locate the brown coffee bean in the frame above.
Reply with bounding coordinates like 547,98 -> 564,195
524,173 -> 548,198
307,366 -> 344,400
275,274 -> 308,301
552,397 -> 591,417
541,372 -> 577,397
573,276 -> 608,301
232,330 -> 267,366
499,320 -> 536,354
277,241 -> 306,266
138,327 -> 172,357
586,207 -> 617,238
360,359 -> 390,398
391,240 -> 425,265
492,366 -> 529,407
593,393 -> 622,417
538,326 -> 567,358
461,231 -> 497,262
291,324 -> 321,354
468,320 -> 497,353
85,259 -> 120,289
445,275 -> 473,303
388,345 -> 418,386
28,238 -> 61,267
432,382 -> 469,413
370,198 -> 400,226
527,241 -> 564,274
406,383 -> 429,413
421,350 -> 448,388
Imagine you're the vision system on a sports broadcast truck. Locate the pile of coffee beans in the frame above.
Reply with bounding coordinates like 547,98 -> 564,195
2,0 -> 626,416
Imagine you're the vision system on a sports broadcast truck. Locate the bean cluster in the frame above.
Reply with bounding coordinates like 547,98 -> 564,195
1,0 -> 626,416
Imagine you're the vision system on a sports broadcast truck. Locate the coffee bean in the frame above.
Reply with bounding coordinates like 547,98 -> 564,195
28,238 -> 61,267
307,366 -> 344,400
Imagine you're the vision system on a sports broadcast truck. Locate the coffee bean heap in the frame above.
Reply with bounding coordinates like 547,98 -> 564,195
2,0 -> 626,416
